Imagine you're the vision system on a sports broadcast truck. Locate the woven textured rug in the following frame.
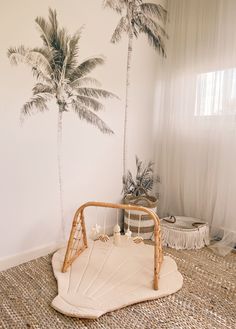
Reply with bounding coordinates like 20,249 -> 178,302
0,247 -> 235,329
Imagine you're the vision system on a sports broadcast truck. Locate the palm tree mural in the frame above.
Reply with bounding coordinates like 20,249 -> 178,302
103,0 -> 167,177
8,8 -> 118,240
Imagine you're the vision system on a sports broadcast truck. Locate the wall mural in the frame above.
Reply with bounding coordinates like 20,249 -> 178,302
6,2 -> 168,242
103,0 -> 168,178
7,8 -> 118,239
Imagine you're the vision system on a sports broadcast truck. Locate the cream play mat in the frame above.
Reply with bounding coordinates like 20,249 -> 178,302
52,237 -> 183,319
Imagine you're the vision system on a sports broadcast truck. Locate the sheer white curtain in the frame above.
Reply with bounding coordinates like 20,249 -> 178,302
154,0 -> 236,255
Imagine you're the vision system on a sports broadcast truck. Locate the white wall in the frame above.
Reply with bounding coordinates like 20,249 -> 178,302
0,0 -> 164,264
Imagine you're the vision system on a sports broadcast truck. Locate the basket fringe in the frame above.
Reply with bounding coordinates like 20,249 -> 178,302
161,225 -> 210,250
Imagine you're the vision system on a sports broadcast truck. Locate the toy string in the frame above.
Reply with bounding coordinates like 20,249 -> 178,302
138,213 -> 141,236
128,210 -> 130,230
103,210 -> 106,234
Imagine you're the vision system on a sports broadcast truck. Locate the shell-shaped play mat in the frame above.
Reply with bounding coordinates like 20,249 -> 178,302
52,237 -> 183,319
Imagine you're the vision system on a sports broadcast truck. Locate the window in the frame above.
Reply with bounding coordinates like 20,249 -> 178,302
195,68 -> 236,116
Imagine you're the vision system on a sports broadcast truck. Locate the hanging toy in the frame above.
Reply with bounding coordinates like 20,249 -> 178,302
133,213 -> 144,244
90,223 -> 101,241
113,209 -> 121,246
90,207 -> 101,241
98,210 -> 110,242
125,209 -> 132,239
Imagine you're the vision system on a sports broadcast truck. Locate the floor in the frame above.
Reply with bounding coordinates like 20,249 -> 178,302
0,247 -> 235,329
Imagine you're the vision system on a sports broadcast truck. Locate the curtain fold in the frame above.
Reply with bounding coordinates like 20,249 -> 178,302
154,0 -> 236,255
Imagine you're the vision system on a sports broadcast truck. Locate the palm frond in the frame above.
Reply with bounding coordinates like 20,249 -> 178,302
31,47 -> 55,69
139,161 -> 154,185
32,83 -> 54,95
140,22 -> 166,57
142,179 -> 153,192
48,8 -> 58,34
71,101 -> 114,134
154,23 -> 168,39
36,9 -> 69,75
76,87 -> 119,100
56,28 -> 69,56
8,46 -> 53,77
31,67 -> 53,84
123,156 -> 158,197
35,8 -> 60,49
75,95 -> 104,112
70,77 -> 102,89
137,14 -> 168,38
66,29 -> 82,75
103,0 -> 125,14
7,45 -> 28,64
21,93 -> 52,117
29,50 -> 53,75
68,30 -> 81,58
70,57 -> 105,82
127,170 -> 135,184
50,28 -> 68,74
136,156 -> 142,177
122,169 -> 136,196
59,48 -> 69,85
139,3 -> 167,23
111,16 -> 128,43
35,15 -> 52,47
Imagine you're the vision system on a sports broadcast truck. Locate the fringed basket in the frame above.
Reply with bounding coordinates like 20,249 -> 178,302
123,195 -> 158,240
160,216 -> 210,250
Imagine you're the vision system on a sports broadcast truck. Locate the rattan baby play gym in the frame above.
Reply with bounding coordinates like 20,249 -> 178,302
51,201 -> 183,318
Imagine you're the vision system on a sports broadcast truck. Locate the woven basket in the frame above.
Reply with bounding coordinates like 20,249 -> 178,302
123,195 -> 158,240
160,216 -> 210,250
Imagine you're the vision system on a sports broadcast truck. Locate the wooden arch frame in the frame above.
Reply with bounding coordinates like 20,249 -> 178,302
62,201 -> 163,290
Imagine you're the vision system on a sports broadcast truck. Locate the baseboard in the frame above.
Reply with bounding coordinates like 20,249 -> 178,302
0,242 -> 64,272
0,224 -> 120,272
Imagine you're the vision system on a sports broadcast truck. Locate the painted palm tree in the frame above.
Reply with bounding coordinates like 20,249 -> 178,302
8,8 -> 118,240
103,0 -> 167,177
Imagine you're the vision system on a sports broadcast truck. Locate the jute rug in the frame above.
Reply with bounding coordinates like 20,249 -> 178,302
0,247 -> 235,329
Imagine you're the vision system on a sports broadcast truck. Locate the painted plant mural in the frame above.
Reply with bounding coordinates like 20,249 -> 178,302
103,0 -> 167,177
8,8 -> 118,239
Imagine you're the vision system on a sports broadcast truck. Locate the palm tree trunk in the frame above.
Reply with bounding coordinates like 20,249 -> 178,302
123,32 -> 133,177
57,108 -> 65,242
